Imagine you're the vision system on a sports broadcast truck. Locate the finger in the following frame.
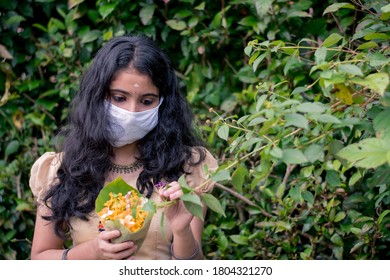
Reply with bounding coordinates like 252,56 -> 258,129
99,229 -> 121,241
104,240 -> 136,256
116,244 -> 138,260
107,242 -> 138,260
163,182 -> 182,197
167,189 -> 183,200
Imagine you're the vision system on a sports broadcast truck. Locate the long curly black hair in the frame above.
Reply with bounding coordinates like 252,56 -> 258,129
43,34 -> 206,239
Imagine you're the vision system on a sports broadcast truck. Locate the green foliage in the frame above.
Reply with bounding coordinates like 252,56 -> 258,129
205,0 -> 390,259
1,0 -> 389,259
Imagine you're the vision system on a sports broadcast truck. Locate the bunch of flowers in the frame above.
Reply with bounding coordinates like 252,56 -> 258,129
95,173 -> 225,252
95,177 -> 154,249
98,190 -> 148,233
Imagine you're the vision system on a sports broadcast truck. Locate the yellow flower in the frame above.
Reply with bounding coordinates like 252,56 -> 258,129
97,191 -> 148,233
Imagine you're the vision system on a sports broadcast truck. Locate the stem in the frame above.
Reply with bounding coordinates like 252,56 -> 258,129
214,183 -> 274,218
194,128 -> 303,192
23,93 -> 56,121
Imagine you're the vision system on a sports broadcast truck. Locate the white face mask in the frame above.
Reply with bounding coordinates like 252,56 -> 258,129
105,98 -> 163,147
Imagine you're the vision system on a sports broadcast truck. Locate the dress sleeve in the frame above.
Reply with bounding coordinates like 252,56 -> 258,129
29,152 -> 62,205
185,148 -> 219,193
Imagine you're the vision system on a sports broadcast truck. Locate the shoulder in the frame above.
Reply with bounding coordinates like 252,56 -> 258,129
29,152 -> 63,204
185,147 -> 218,192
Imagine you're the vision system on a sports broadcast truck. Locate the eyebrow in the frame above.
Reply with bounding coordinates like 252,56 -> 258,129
109,88 -> 159,98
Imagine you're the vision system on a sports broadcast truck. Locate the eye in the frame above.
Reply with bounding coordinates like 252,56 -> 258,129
111,95 -> 126,103
141,99 -> 154,106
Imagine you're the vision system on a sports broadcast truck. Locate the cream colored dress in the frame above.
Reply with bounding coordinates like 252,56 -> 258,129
29,149 -> 218,260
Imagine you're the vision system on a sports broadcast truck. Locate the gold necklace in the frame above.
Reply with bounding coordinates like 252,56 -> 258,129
109,160 -> 143,174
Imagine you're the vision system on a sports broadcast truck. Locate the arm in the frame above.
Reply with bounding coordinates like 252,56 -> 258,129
170,207 -> 206,260
31,205 -> 138,260
160,183 -> 206,260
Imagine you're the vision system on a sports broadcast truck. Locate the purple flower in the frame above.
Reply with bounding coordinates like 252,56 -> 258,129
154,181 -> 167,189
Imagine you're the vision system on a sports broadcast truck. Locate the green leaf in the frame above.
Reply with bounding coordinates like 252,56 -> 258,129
230,235 -> 248,245
183,201 -> 204,221
252,52 -> 267,72
326,170 -> 341,187
350,241 -> 365,254
98,3 -> 118,19
330,233 -> 344,246
301,166 -> 313,177
350,227 -> 362,235
166,19 -> 187,31
373,109 -> 390,140
334,211 -> 346,222
181,193 -> 203,206
80,30 -> 102,44
378,210 -> 390,226
285,113 -> 308,129
332,83 -> 353,105
297,102 -> 326,113
244,45 -> 253,57
356,41 -> 378,50
322,33 -> 343,47
68,0 -> 84,9
142,199 -> 156,214
270,147 -> 283,159
256,95 -> 267,112
337,138 -> 390,168
276,183 -> 286,199
255,0 -> 273,16
231,165 -> 248,193
364,33 -> 389,41
218,234 -> 228,251
332,246 -> 343,260
211,169 -> 231,182
349,172 -> 362,186
323,3 -> 355,15
314,46 -> 327,64
139,4 -> 155,25
289,186 -> 301,202
5,140 -> 19,158
311,114 -> 341,124
351,73 -> 389,96
217,125 -> 229,141
5,15 -> 25,26
194,2 -> 205,10
382,4 -> 390,13
302,191 -> 314,205
338,64 -> 363,77
248,117 -> 267,126
304,144 -> 324,163
201,193 -> 226,217
48,18 -> 65,33
95,177 -> 148,211
287,11 -> 312,18
282,149 -> 308,164
367,52 -> 388,67
178,174 -> 191,194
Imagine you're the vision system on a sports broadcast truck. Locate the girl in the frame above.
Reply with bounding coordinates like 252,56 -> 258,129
29,34 -> 217,260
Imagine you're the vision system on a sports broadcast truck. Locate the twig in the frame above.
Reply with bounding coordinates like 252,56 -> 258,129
215,182 -> 273,218
282,164 -> 297,185
22,93 -> 56,121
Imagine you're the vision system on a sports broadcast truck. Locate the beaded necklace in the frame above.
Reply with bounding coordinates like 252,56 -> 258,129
109,160 -> 143,174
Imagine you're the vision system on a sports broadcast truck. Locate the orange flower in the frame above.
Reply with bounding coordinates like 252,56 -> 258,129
97,191 -> 148,233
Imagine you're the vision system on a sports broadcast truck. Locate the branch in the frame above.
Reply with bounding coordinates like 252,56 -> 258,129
215,182 -> 274,218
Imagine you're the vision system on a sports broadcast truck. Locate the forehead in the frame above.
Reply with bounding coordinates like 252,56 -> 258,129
110,68 -> 158,93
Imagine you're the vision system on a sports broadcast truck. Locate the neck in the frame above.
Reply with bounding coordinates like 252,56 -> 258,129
112,142 -> 140,164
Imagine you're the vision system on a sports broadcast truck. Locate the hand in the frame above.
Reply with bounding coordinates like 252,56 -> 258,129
94,229 -> 138,259
159,181 -> 194,235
